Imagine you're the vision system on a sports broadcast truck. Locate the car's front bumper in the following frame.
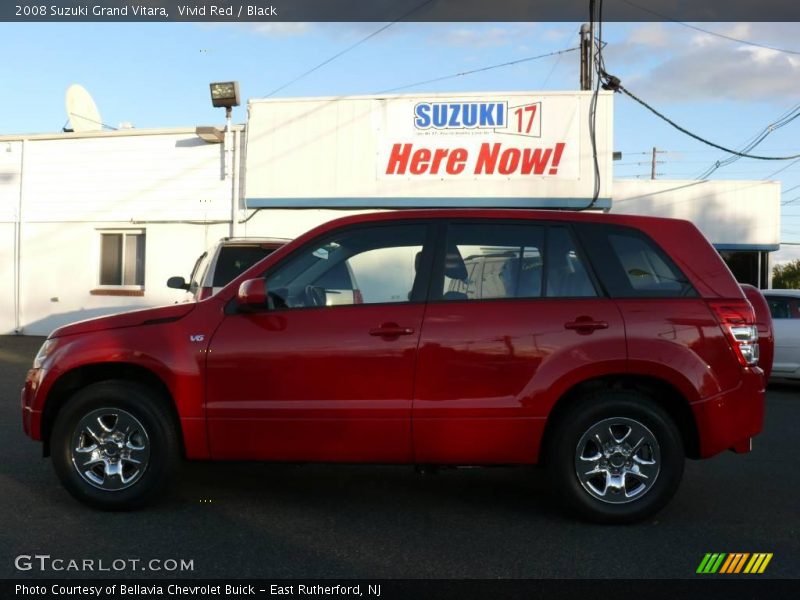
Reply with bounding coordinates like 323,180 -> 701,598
21,368 -> 44,440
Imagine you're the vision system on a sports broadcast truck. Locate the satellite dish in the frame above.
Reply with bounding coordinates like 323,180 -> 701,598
65,84 -> 103,132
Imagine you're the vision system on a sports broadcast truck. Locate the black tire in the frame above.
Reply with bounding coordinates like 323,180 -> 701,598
545,390 -> 684,524
50,380 -> 180,510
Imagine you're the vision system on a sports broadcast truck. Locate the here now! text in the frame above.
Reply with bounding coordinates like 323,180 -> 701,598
385,142 -> 567,176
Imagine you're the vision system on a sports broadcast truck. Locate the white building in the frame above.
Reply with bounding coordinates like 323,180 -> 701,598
0,128 -> 241,335
0,91 -> 781,335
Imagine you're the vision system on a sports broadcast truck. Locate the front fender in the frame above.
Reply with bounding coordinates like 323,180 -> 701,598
29,302 -> 225,459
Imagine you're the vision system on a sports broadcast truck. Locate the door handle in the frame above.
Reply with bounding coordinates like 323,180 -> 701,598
369,323 -> 415,337
564,317 -> 609,334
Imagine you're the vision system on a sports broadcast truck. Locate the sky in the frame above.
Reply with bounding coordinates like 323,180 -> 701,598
1,20 -> 798,262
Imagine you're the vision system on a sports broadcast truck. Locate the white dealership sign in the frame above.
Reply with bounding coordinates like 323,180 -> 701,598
245,91 -> 612,208
379,96 -> 578,180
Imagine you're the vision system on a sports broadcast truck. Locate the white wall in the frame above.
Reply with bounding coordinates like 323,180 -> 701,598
0,129 -> 237,336
240,208 -> 377,239
611,179 -> 780,248
0,141 -> 22,333
0,223 -> 15,334
17,222 -> 230,336
20,133 -> 231,222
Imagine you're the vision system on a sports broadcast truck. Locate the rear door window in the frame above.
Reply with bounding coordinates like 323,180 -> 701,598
438,222 -> 596,300
441,223 -> 544,301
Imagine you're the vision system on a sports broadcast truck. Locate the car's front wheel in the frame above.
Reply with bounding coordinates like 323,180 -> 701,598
546,390 -> 685,524
51,380 -> 179,509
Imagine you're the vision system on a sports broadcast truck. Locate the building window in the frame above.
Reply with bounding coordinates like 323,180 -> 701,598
99,231 -> 145,287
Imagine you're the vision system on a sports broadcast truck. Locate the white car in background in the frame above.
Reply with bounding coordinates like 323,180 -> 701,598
763,289 -> 800,380
168,237 -> 290,301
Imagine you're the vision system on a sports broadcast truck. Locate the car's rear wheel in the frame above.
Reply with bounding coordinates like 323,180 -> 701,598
546,390 -> 684,524
51,380 -> 179,510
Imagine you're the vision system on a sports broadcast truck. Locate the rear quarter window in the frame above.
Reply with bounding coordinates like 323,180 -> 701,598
575,223 -> 696,298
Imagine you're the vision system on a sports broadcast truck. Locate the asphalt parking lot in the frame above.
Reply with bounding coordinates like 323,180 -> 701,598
1,335 -> 798,580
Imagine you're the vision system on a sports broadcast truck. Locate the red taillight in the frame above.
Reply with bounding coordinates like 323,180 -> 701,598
353,289 -> 364,305
708,299 -> 759,367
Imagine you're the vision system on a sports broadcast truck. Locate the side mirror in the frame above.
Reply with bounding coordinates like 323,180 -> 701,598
237,278 -> 268,308
167,276 -> 189,291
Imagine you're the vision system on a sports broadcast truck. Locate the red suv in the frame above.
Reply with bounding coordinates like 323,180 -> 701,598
21,210 -> 768,523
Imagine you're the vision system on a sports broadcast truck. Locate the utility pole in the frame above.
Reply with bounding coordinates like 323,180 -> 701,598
651,147 -> 666,179
580,24 -> 593,91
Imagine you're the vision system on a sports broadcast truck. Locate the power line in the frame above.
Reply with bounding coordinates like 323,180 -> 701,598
614,84 -> 800,161
541,25 -> 580,88
782,183 -> 800,195
619,0 -> 800,56
375,47 -> 579,95
540,45 -> 567,88
697,103 -> 800,179
625,148 -> 800,155
263,0 -> 434,98
763,157 -> 800,180
623,159 -> 794,166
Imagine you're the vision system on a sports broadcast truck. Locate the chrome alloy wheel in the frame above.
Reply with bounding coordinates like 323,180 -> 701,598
70,408 -> 150,491
574,417 -> 661,504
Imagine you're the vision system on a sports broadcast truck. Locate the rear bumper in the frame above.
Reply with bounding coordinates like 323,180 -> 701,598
691,367 -> 765,458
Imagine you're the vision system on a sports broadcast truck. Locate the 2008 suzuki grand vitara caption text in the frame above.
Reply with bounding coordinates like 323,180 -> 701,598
21,210 -> 769,523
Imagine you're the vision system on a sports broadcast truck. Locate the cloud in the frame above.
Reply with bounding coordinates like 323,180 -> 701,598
604,22 -> 800,103
430,23 -> 541,48
626,23 -> 672,48
542,26 -> 579,43
632,46 -> 799,103
442,27 -> 518,48
233,22 -> 315,37
246,23 -> 315,36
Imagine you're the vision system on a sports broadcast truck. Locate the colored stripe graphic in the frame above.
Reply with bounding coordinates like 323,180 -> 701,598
744,553 -> 774,574
720,553 -> 749,573
697,553 -> 727,574
733,553 -> 750,573
719,554 -> 734,574
696,554 -> 713,574
698,553 -> 772,574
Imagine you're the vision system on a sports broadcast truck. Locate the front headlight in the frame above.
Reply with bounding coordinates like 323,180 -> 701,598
33,339 -> 55,369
